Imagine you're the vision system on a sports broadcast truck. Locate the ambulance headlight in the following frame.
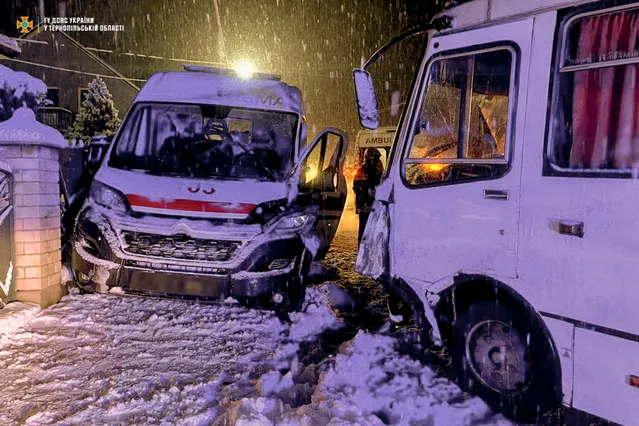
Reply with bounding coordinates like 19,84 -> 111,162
273,213 -> 313,231
90,181 -> 129,212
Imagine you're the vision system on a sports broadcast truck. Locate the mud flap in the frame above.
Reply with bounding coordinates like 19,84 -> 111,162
406,278 -> 443,347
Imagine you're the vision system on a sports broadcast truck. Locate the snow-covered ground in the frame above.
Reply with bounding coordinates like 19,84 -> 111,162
0,288 -> 340,425
0,302 -> 41,344
0,200 -> 511,425
231,329 -> 512,426
0,287 -> 510,426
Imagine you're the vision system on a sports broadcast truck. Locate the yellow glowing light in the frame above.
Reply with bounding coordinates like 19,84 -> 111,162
306,168 -> 317,181
234,59 -> 257,79
420,163 -> 448,173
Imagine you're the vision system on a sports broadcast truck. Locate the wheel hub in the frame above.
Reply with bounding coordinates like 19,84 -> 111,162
465,319 -> 532,393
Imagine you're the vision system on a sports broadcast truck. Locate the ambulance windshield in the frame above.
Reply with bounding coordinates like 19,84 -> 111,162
108,102 -> 299,181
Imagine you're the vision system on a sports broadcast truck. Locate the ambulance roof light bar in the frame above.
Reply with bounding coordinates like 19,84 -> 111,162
182,64 -> 281,81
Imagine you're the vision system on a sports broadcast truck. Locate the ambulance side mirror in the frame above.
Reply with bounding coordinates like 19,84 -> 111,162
353,68 -> 379,130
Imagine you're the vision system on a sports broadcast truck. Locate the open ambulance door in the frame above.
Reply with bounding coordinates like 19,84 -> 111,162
297,128 -> 349,259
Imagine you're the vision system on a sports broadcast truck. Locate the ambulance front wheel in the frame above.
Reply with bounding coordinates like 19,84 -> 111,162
285,249 -> 312,312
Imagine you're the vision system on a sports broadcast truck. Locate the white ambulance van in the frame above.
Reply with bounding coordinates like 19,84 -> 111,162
353,1 -> 639,423
355,127 -> 395,169
71,66 -> 348,313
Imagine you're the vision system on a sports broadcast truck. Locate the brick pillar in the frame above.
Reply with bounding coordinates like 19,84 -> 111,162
0,108 -> 67,308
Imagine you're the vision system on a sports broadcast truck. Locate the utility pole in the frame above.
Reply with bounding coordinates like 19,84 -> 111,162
212,0 -> 227,66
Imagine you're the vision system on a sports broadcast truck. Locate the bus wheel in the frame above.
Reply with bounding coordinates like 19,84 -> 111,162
449,299 -> 558,422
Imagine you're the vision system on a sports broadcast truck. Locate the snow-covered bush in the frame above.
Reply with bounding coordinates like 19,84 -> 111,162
66,76 -> 121,144
0,64 -> 47,122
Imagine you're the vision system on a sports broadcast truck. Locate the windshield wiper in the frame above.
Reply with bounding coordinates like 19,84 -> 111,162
256,158 -> 277,182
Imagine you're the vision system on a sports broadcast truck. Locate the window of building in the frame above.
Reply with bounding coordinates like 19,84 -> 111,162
548,6 -> 639,175
45,87 -> 59,106
403,47 -> 514,186
78,88 -> 89,110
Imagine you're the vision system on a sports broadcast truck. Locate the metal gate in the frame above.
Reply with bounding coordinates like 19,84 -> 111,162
0,162 -> 13,307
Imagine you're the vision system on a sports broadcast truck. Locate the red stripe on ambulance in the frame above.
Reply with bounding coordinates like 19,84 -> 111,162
126,194 -> 255,214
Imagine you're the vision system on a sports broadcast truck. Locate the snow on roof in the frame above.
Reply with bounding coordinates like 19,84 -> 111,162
0,34 -> 21,58
135,71 -> 304,115
437,0 -> 600,31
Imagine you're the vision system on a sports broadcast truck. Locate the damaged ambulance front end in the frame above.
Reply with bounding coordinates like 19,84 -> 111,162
71,68 -> 348,312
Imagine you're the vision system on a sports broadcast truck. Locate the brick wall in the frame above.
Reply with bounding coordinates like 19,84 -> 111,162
0,145 -> 64,307
0,107 -> 68,308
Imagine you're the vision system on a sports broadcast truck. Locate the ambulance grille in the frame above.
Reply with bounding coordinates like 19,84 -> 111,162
121,231 -> 242,263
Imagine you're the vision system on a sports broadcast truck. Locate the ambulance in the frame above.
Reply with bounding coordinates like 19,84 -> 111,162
355,127 -> 395,170
71,65 -> 348,312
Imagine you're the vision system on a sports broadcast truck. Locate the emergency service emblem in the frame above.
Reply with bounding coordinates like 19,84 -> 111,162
16,16 -> 33,33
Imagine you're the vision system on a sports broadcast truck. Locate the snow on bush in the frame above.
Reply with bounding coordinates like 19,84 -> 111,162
0,64 -> 47,122
66,76 -> 121,143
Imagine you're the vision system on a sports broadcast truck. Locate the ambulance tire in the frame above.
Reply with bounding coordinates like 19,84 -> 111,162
286,249 -> 312,312
449,299 -> 559,423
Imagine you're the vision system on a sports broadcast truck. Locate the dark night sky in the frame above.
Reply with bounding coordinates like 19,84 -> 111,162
3,0 -> 446,165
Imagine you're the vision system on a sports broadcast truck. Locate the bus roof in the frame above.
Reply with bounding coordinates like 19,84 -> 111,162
437,0 -> 601,31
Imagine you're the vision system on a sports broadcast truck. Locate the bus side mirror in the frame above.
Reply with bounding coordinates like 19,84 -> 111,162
353,68 -> 379,130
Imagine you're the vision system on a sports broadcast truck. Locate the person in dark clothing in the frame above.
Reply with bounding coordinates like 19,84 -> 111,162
353,148 -> 384,245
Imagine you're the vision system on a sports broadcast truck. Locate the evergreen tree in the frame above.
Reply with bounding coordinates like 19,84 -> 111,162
67,77 -> 121,143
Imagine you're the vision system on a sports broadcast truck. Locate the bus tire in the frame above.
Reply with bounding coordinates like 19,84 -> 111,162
449,299 -> 558,422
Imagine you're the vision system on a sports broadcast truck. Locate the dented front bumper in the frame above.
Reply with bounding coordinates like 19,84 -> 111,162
71,204 -> 310,306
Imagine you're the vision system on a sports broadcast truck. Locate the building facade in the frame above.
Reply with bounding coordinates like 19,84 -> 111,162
1,29 -> 138,134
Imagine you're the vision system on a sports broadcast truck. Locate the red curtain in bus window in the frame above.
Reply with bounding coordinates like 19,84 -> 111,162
570,10 -> 639,169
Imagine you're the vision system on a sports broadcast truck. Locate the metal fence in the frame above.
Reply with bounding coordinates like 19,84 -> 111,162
59,139 -> 110,264
0,165 -> 13,306
59,143 -> 86,200
36,107 -> 75,134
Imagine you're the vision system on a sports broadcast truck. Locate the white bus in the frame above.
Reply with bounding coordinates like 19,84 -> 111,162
353,1 -> 639,424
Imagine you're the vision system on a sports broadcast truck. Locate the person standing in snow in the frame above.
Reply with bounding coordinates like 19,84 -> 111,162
353,148 -> 384,245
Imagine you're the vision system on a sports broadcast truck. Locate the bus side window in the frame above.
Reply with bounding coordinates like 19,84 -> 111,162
404,48 -> 514,186
548,8 -> 639,175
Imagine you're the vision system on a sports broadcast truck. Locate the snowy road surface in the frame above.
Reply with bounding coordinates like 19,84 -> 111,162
0,289 -> 511,425
0,209 -> 512,425
0,290 -> 338,425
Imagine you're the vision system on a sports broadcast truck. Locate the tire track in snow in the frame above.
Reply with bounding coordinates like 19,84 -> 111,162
0,291 -> 336,425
